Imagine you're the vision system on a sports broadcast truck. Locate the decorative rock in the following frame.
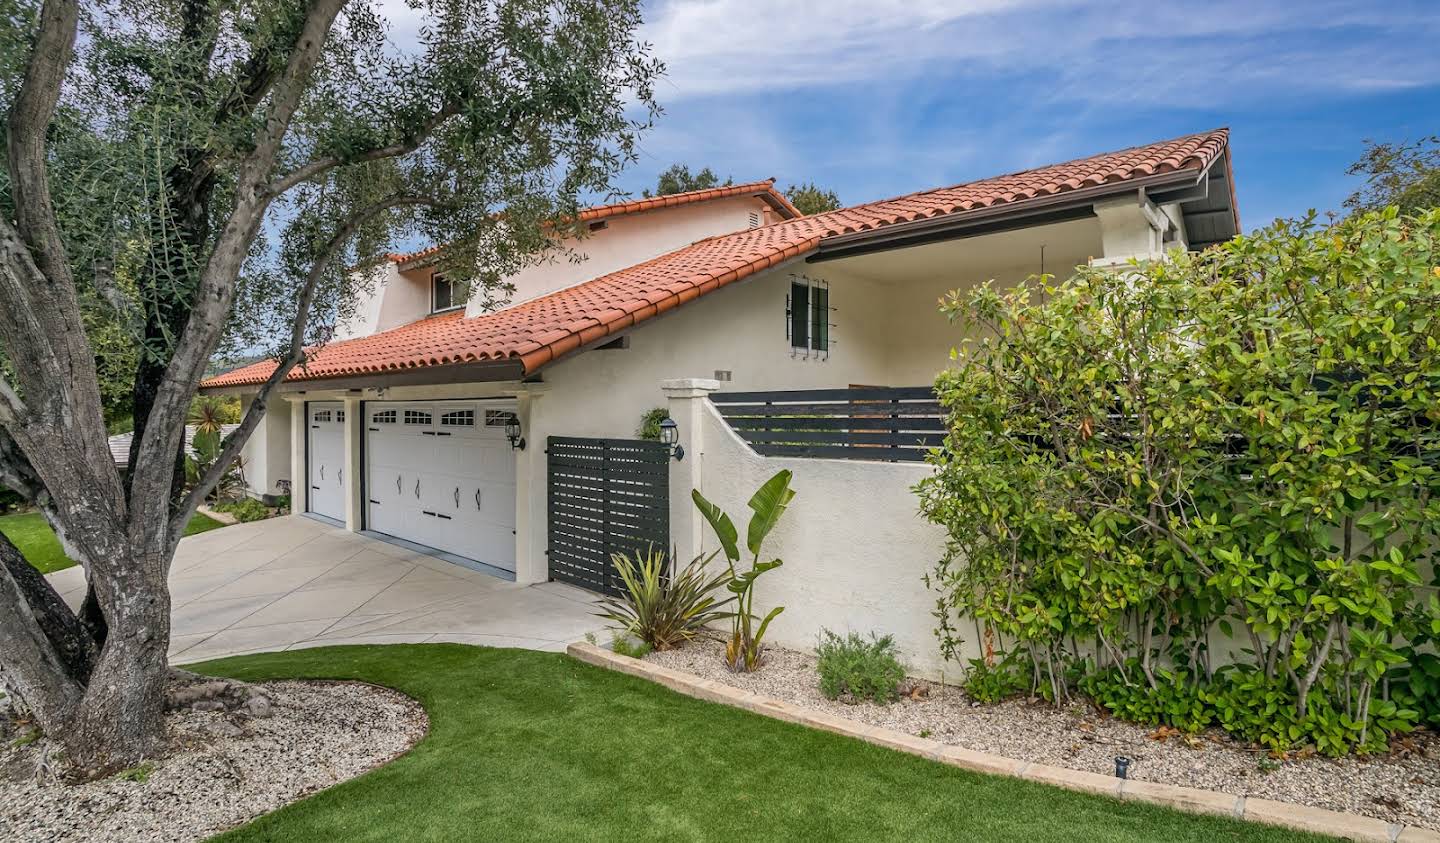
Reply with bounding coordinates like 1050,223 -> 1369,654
2,680 -> 427,843
205,720 -> 245,739
243,696 -> 272,719
190,700 -> 226,713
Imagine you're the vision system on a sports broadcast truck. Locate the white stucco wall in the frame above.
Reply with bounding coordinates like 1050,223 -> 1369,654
335,195 -> 776,343
686,398 -> 957,677
471,195 -> 774,314
237,394 -> 292,498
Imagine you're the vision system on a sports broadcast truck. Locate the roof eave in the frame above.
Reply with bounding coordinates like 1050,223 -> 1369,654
199,358 -> 526,395
812,166 -> 1212,262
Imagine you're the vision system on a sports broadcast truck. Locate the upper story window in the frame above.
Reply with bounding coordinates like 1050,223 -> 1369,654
788,277 -> 830,358
432,273 -> 471,313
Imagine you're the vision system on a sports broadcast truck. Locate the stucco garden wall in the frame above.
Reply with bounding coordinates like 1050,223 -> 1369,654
683,397 -> 964,678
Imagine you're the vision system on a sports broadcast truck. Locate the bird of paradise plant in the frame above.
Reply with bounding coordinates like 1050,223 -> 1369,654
692,469 -> 795,672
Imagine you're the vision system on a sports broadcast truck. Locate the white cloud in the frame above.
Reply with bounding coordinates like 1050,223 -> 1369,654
641,0 -> 1440,105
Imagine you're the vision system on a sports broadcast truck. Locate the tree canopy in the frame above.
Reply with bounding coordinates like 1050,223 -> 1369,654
641,162 -> 730,198
784,181 -> 841,215
0,0 -> 661,778
1345,135 -> 1440,215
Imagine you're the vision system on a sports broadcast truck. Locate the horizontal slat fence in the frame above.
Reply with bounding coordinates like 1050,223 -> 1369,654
547,437 -> 670,596
711,386 -> 945,462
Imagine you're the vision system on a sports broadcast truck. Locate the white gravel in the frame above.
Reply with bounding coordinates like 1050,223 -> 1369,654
648,636 -> 1440,830
0,680 -> 426,842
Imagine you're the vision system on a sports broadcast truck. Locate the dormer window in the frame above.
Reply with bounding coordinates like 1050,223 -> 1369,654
432,273 -> 470,313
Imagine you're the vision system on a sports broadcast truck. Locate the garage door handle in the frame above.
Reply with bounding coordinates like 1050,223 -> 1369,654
338,468 -> 343,486
453,487 -> 459,507
474,489 -> 482,510
395,475 -> 402,494
319,465 -> 325,480
414,478 -> 421,498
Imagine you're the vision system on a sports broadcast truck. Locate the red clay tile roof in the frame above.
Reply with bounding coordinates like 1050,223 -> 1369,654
386,179 -> 800,263
203,129 -> 1230,389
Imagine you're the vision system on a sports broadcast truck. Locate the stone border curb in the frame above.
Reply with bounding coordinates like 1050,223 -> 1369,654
567,641 -> 1438,843
196,504 -> 239,526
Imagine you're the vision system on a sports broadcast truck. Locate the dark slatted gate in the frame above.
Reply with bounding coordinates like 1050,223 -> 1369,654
547,436 -> 670,596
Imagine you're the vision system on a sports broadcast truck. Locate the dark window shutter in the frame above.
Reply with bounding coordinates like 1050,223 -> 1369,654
811,286 -> 829,351
790,281 -> 809,349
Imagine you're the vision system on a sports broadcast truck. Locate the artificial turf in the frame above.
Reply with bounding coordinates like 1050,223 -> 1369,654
0,510 -> 225,573
196,644 -> 1330,843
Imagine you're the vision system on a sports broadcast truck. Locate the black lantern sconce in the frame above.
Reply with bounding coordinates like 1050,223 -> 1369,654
658,417 -> 684,461
504,413 -> 526,451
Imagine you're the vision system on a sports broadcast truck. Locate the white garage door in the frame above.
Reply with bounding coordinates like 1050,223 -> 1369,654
365,401 -> 517,572
307,402 -> 346,522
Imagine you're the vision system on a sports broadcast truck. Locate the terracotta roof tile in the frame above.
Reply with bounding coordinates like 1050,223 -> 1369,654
204,129 -> 1229,390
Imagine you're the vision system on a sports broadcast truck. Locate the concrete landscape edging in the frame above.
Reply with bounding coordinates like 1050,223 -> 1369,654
566,641 -> 1440,843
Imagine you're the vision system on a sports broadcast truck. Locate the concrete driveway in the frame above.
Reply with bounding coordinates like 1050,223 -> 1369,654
45,515 -> 606,664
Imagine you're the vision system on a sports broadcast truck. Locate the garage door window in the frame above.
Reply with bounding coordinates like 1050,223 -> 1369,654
485,410 -> 513,427
313,409 -> 332,422
404,409 -> 432,426
440,409 -> 475,427
372,410 -> 397,424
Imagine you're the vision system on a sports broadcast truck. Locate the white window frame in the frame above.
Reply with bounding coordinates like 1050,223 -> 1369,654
431,272 -> 470,314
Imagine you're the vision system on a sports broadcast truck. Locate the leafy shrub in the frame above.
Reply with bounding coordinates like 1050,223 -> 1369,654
0,486 -> 24,514
816,630 -> 906,703
918,207 -> 1440,755
594,547 -> 732,651
215,497 -> 271,523
636,407 -> 668,441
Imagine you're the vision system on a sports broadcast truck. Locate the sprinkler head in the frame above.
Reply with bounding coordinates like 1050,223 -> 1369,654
1114,756 -> 1131,779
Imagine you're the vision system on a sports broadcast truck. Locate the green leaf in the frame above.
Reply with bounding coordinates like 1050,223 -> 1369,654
691,488 -> 739,563
745,469 -> 795,557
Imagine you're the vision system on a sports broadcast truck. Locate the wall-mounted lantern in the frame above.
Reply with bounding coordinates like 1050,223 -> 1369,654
504,413 -> 526,451
659,417 -> 684,461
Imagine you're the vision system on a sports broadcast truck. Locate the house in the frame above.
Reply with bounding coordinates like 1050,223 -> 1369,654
201,129 -> 1238,673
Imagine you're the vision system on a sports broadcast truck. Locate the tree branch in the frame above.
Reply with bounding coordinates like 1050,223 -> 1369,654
130,0 -> 350,528
264,101 -> 461,198
0,537 -> 84,732
169,194 -> 444,543
5,0 -> 80,294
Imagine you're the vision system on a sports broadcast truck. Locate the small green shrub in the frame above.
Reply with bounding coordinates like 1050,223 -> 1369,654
609,633 -> 652,659
216,497 -> 271,522
961,653 -> 1031,704
0,486 -> 24,514
116,761 -> 155,783
594,547 -> 732,651
636,407 -> 668,441
816,629 -> 906,703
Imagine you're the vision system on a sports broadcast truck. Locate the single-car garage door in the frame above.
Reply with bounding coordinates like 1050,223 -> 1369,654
307,402 -> 346,522
364,400 -> 517,572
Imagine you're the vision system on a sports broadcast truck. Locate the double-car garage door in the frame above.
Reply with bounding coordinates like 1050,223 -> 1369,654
307,399 -> 517,572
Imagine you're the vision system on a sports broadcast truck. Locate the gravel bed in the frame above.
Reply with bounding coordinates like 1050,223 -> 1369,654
648,637 -> 1440,830
0,680 -> 426,842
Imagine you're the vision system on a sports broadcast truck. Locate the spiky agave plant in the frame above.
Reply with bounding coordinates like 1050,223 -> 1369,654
595,547 -> 734,651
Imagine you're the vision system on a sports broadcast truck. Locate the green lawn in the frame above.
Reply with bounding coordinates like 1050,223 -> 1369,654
196,644 -> 1328,843
0,510 -> 225,573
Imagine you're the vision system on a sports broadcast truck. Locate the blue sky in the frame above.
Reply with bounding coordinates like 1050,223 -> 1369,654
613,0 -> 1440,230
